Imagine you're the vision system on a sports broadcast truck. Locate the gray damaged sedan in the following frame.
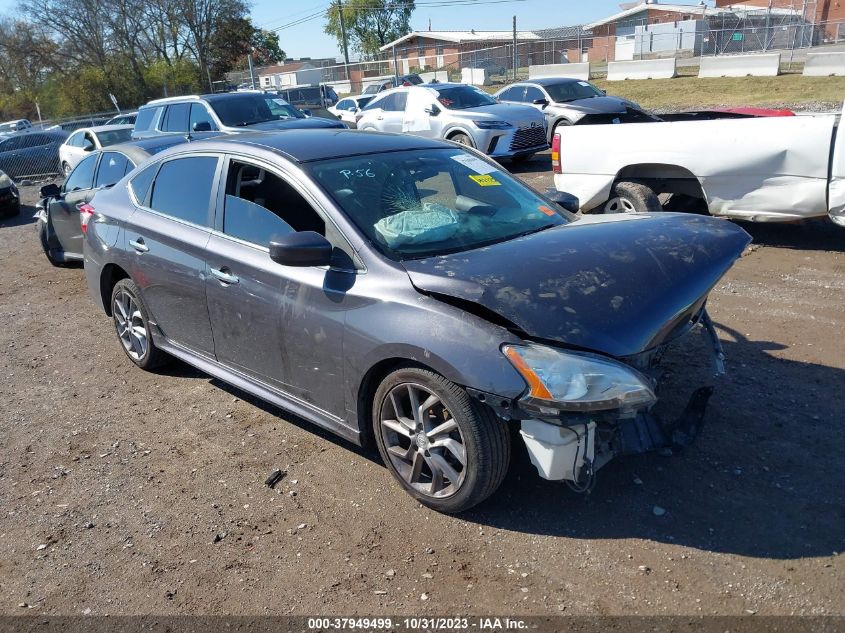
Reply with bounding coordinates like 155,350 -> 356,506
495,77 -> 657,143
83,130 -> 750,513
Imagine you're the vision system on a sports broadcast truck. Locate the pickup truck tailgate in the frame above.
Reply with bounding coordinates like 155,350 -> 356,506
829,103 -> 845,227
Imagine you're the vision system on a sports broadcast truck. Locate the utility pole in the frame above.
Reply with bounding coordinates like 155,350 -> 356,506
338,0 -> 351,81
512,15 -> 517,81
247,53 -> 257,90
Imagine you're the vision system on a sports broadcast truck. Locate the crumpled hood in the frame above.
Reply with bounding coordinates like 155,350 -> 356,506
402,214 -> 750,357
551,96 -> 641,116
246,117 -> 345,131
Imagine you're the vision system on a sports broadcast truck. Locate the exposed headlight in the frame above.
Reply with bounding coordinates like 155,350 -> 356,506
502,344 -> 656,412
0,172 -> 12,189
473,120 -> 512,129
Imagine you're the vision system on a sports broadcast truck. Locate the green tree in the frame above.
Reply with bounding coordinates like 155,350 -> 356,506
324,0 -> 414,58
251,28 -> 285,66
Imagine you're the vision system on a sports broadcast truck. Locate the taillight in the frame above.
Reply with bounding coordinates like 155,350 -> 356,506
551,132 -> 561,174
79,203 -> 95,234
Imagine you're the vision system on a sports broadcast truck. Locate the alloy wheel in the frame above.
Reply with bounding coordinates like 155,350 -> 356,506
604,196 -> 637,213
379,383 -> 467,499
113,289 -> 148,360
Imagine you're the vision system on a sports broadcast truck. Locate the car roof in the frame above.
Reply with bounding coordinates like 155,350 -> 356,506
171,129 -> 449,163
524,77 -> 588,87
72,124 -> 134,134
106,133 -> 225,161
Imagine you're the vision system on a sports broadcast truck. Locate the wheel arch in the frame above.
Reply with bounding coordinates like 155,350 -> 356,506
444,126 -> 476,146
99,263 -> 130,316
355,353 -> 457,448
614,163 -> 708,203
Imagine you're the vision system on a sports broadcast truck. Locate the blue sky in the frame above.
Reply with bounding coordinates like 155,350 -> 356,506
0,0 -> 712,59
258,0 -> 633,58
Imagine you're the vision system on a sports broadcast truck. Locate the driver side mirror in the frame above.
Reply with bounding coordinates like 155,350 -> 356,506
269,231 -> 333,267
424,105 -> 440,116
533,98 -> 549,107
82,142 -> 95,152
192,120 -> 212,132
40,183 -> 61,198
299,108 -> 312,117
544,188 -> 579,213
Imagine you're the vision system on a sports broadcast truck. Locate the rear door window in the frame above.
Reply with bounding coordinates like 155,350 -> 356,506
64,154 -> 98,192
162,103 -> 189,133
524,86 -> 545,103
149,156 -> 219,226
95,152 -> 130,188
134,108 -> 157,131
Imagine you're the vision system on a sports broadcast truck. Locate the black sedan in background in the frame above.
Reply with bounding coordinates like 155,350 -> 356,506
35,134 -> 220,265
0,168 -> 20,217
0,130 -> 68,180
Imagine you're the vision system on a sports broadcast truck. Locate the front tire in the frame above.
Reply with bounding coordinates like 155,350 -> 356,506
110,278 -> 169,370
36,218 -> 65,267
603,180 -> 661,214
372,366 -> 510,513
449,132 -> 474,148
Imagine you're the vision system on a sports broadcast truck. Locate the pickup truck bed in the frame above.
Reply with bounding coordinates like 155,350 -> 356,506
554,106 -> 845,226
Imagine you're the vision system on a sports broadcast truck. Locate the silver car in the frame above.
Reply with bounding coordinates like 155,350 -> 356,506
495,78 -> 656,143
356,83 -> 548,161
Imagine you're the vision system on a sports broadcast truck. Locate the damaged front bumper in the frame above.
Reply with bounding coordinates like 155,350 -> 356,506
471,310 -> 727,488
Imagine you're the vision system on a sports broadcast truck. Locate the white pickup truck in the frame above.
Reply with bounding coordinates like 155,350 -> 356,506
552,105 -> 845,227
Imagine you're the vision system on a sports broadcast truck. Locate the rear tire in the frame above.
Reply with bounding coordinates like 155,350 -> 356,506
110,278 -> 169,370
603,180 -> 661,214
372,366 -> 510,513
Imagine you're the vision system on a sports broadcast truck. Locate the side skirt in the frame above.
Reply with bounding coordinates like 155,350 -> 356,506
157,339 -> 362,446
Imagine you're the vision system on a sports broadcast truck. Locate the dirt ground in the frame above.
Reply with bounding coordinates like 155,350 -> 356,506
0,159 -> 843,617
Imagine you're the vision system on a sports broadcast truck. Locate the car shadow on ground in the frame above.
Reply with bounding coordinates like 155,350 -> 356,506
151,321 -> 844,561
466,324 -> 845,560
0,205 -> 34,229
742,218 -> 845,253
504,152 -> 552,177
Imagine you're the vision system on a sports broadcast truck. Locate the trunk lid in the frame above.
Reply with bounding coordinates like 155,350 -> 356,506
402,213 -> 750,357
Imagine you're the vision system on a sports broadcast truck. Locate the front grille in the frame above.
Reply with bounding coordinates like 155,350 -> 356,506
509,125 -> 547,152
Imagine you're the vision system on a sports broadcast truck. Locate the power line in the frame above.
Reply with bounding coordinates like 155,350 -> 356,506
265,0 -> 531,33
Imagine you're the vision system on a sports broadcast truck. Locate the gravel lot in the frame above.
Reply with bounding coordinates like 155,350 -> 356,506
1,158 -> 843,616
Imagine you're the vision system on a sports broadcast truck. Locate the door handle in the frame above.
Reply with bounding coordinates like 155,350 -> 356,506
210,267 -> 239,284
129,238 -> 149,253
376,116 -> 384,120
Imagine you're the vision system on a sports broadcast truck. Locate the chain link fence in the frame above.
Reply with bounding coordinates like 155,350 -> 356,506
0,110 -> 126,184
233,5 -> 842,97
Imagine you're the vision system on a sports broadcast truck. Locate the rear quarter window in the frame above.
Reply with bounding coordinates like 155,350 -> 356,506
128,163 -> 158,205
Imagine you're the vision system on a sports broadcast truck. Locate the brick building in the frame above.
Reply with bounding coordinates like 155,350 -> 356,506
715,0 -> 845,41
379,28 -> 591,74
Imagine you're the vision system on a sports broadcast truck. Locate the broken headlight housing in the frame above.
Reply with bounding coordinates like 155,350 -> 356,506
502,344 -> 656,412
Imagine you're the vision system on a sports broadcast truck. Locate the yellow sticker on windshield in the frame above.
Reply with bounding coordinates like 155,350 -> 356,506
469,174 -> 501,187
